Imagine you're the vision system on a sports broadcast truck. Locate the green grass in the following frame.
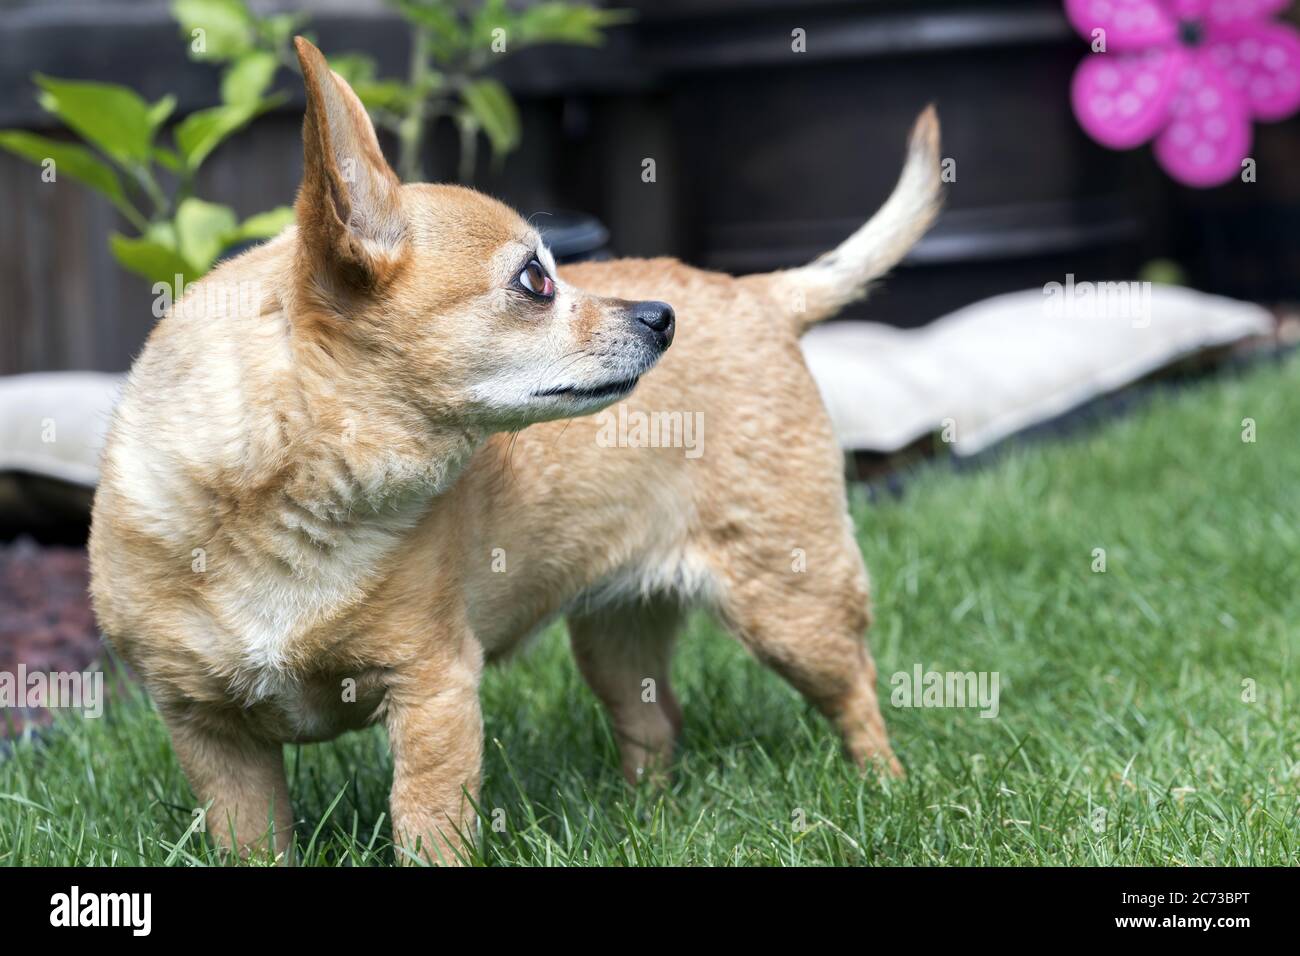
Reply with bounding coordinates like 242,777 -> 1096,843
3,356 -> 1298,865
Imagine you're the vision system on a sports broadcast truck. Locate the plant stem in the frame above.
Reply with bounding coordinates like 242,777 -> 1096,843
397,23 -> 430,183
175,167 -> 196,208
457,111 -> 479,184
132,165 -> 170,221
115,199 -> 150,235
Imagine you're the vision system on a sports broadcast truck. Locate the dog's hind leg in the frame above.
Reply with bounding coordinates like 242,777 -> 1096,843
568,597 -> 684,785
707,523 -> 901,777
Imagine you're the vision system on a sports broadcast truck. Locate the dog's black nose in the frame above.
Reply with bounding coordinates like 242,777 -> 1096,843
631,300 -> 675,347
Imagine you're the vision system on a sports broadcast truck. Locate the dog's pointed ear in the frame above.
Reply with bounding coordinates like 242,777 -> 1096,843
293,36 -> 405,290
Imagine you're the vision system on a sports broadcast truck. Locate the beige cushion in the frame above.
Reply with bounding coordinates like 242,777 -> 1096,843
0,372 -> 123,486
802,285 -> 1271,456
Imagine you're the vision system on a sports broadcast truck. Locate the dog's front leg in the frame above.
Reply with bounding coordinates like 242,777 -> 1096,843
164,706 -> 294,863
385,639 -> 485,866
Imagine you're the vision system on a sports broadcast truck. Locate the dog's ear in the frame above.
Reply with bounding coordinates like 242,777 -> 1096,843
293,36 -> 405,291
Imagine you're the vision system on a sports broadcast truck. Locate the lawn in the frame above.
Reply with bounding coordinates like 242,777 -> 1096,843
2,354 -> 1297,866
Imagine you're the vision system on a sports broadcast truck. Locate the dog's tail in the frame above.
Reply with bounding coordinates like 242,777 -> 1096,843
766,106 -> 943,334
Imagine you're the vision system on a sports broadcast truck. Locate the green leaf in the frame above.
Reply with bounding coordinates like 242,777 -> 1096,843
512,3 -> 633,47
327,53 -> 379,86
175,197 -> 238,272
256,11 -> 309,50
392,0 -> 463,35
145,220 -> 180,249
220,50 -> 277,104
227,206 -> 294,243
172,0 -> 255,62
327,54 -> 414,114
149,94 -> 178,132
153,146 -> 183,173
33,74 -> 157,165
174,95 -> 278,170
354,79 -> 416,113
0,130 -> 130,212
394,0 -> 467,63
109,232 -> 199,287
460,78 -> 519,158
469,0 -> 510,49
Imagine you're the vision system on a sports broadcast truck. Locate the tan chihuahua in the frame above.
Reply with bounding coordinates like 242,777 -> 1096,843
89,38 -> 942,864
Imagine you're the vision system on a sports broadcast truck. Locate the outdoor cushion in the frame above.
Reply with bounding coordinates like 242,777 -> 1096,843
0,373 -> 121,532
0,372 -> 122,487
801,284 -> 1272,456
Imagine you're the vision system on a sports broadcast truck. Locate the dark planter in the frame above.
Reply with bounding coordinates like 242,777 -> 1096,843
621,0 -> 1299,324
619,0 -> 1158,327
536,211 -> 612,262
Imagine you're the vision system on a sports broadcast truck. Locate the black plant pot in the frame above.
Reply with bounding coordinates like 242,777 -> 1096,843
617,0 -> 1162,327
535,211 -> 612,263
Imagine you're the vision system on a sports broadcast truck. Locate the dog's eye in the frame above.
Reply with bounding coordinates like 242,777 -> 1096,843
519,259 -> 555,299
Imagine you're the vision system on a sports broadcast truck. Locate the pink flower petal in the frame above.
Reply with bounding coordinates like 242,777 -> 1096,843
1153,55 -> 1253,186
1200,0 -> 1290,27
1205,19 -> 1300,120
1065,0 -> 1178,50
1072,47 -> 1188,148
1164,0 -> 1210,19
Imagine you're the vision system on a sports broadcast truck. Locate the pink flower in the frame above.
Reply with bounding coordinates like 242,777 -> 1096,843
1066,0 -> 1300,186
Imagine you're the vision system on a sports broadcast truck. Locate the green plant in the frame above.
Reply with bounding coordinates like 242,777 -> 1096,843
0,0 -> 299,289
332,0 -> 631,183
0,0 -> 625,288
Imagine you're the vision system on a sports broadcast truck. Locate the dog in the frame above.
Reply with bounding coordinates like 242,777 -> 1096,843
88,37 -> 942,864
